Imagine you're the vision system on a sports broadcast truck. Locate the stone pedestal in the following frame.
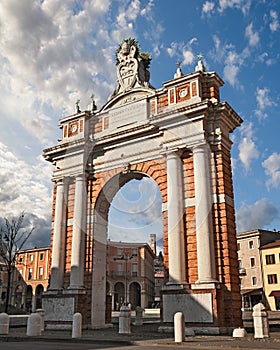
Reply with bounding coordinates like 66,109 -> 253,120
253,303 -> 269,338
27,313 -> 42,336
0,313 -> 9,335
134,306 -> 144,326
72,312 -> 82,338
119,306 -> 131,334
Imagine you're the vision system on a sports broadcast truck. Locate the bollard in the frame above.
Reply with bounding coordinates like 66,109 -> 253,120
119,306 -> 131,334
134,306 -> 144,326
252,303 -> 269,338
232,327 -> 247,338
35,309 -> 45,332
0,313 -> 9,335
72,312 -> 82,338
27,313 -> 42,336
174,312 -> 185,343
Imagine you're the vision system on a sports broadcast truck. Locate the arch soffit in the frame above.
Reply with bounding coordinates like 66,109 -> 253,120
94,170 -> 161,216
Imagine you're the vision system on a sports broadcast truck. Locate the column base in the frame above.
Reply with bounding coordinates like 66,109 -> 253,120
192,280 -> 220,290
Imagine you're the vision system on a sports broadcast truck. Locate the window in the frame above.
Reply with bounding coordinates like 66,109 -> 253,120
18,256 -> 23,263
117,248 -> 123,256
237,243 -> 240,251
249,241 -> 254,249
265,254 -> 275,265
252,276 -> 257,286
28,268 -> 32,280
132,263 -> 138,277
40,252 -> 44,261
132,248 -> 138,256
250,257 -> 256,268
30,254 -> 33,262
268,274 -> 278,284
238,259 -> 242,269
117,263 -> 123,276
39,267 -> 43,279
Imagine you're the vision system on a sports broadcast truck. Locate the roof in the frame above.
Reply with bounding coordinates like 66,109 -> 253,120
260,239 -> 280,250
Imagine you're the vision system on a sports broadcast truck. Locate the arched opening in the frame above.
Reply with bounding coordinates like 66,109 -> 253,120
35,284 -> 44,309
14,285 -> 23,309
91,171 -> 163,326
26,285 -> 33,313
129,282 -> 141,309
114,282 -> 124,310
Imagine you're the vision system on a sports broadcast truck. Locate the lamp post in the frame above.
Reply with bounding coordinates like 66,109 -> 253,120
114,252 -> 135,306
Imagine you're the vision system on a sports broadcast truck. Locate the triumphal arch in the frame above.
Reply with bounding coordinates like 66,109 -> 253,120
43,38 -> 243,334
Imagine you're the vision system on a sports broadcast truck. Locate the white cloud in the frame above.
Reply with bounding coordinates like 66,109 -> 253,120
182,50 -> 195,65
166,38 -> 197,67
202,1 -> 215,16
245,22 -> 259,47
218,0 -> 251,15
269,10 -> 279,32
0,142 -> 53,247
255,87 -> 275,120
108,178 -> 163,243
236,198 -> 279,232
262,153 -> 280,188
238,122 -> 259,172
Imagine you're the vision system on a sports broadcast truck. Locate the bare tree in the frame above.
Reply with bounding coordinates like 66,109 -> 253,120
0,212 -> 34,313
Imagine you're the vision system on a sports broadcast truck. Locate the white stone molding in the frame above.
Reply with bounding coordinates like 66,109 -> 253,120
192,143 -> 216,283
69,174 -> 87,289
166,151 -> 186,284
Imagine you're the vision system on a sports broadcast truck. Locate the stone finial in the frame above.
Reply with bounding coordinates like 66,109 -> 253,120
174,61 -> 183,79
75,99 -> 81,113
90,94 -> 97,112
195,53 -> 206,72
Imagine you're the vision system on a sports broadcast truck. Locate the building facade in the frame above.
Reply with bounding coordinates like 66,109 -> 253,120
43,38 -> 242,333
260,240 -> 280,310
237,230 -> 280,310
12,247 -> 50,312
107,241 -> 155,310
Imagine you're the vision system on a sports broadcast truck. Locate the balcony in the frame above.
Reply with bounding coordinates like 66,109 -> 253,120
239,267 -> 246,276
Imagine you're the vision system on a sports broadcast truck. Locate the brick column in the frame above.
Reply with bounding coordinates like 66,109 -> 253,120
49,179 -> 67,290
167,151 -> 186,284
69,175 -> 87,289
193,143 -> 216,282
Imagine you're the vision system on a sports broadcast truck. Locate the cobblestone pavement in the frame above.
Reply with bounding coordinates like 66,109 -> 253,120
1,323 -> 280,349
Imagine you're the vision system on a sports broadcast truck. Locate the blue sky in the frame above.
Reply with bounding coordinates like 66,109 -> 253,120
0,0 -> 279,249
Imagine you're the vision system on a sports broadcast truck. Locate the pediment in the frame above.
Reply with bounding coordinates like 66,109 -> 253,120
101,87 -> 155,112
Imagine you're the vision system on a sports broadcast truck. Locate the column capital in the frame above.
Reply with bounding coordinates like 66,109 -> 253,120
75,174 -> 87,182
191,142 -> 210,154
54,177 -> 71,186
165,148 -> 184,159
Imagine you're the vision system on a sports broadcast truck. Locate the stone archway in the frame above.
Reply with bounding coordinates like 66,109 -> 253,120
43,38 -> 243,334
91,170 -> 155,326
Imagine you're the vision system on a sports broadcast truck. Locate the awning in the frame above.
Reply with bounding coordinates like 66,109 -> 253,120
269,290 -> 280,297
241,288 -> 263,295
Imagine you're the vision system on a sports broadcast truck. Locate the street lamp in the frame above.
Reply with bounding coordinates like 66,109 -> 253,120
114,252 -> 135,306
